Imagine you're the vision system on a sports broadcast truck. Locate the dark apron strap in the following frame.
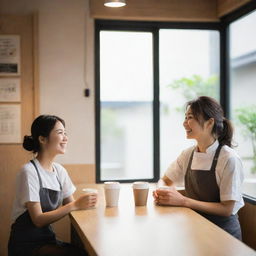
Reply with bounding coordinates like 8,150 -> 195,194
30,160 -> 43,188
53,164 -> 62,191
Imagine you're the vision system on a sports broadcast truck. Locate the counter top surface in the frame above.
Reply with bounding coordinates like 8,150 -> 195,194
70,184 -> 256,256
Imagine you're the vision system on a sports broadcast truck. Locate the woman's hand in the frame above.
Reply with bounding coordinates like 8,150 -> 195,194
26,193 -> 98,228
153,188 -> 185,207
154,188 -> 235,217
73,193 -> 98,210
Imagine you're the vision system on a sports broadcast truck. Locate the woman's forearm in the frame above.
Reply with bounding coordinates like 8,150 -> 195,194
27,194 -> 97,228
183,197 -> 235,217
28,201 -> 76,228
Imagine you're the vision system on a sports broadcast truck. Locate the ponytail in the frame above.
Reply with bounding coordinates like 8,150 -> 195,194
217,118 -> 233,147
187,96 -> 234,148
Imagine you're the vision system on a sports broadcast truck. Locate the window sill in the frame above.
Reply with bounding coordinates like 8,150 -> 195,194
243,194 -> 256,205
242,181 -> 256,204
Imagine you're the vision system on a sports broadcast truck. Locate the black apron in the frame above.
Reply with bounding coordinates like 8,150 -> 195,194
185,144 -> 242,240
8,160 -> 63,256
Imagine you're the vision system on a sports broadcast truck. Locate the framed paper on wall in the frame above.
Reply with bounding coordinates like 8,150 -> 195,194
0,104 -> 21,143
0,78 -> 21,102
0,35 -> 21,76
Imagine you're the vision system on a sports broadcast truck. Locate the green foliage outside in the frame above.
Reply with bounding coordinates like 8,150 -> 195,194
167,74 -> 218,101
166,74 -> 218,113
236,106 -> 256,173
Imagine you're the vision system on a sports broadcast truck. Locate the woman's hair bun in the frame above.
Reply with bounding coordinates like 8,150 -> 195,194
23,135 -> 35,151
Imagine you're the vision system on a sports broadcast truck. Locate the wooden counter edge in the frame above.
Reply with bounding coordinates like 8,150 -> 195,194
69,213 -> 98,256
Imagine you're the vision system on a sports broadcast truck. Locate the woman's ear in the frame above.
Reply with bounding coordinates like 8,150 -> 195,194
38,135 -> 46,145
207,118 -> 215,129
204,118 -> 215,130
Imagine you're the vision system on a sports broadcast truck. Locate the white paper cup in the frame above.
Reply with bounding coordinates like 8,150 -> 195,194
132,182 -> 149,206
104,182 -> 120,207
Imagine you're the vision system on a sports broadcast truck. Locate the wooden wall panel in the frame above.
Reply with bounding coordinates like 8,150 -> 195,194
238,201 -> 256,250
90,0 -> 219,22
0,148 -> 32,255
0,14 -> 36,256
217,0 -> 251,17
0,15 -> 36,256
63,164 -> 96,185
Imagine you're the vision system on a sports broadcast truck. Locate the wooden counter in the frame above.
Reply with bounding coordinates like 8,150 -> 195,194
70,184 -> 256,256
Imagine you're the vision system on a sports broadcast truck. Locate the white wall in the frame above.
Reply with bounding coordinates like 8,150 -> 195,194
0,0 -> 95,164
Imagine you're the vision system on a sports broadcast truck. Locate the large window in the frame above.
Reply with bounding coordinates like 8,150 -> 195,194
229,10 -> 256,194
96,21 -> 221,182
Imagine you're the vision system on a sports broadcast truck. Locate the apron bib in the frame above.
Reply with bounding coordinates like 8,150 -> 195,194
185,145 -> 242,240
8,160 -> 62,256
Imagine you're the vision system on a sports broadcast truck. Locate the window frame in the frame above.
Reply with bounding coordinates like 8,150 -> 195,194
95,20 -> 223,183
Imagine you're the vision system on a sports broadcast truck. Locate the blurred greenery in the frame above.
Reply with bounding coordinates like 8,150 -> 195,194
236,106 -> 256,173
167,74 -> 218,101
166,74 -> 218,112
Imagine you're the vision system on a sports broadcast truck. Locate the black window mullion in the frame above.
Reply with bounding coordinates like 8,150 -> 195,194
220,23 -> 230,118
153,28 -> 160,182
95,22 -> 101,183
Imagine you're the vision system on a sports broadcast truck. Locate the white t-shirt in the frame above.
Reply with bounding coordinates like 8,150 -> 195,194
11,159 -> 76,223
164,140 -> 244,214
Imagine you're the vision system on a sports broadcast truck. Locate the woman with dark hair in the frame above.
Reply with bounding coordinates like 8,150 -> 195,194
8,115 -> 96,256
153,96 -> 244,239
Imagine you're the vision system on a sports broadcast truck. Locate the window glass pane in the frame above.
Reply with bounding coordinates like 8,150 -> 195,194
159,29 -> 220,178
230,10 -> 256,195
100,31 -> 153,180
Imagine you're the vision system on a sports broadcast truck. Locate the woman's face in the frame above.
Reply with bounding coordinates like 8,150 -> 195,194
183,107 -> 208,140
41,121 -> 68,155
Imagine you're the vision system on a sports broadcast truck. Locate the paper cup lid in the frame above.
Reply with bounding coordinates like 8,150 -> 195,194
132,181 -> 149,189
104,181 -> 120,189
82,188 -> 98,194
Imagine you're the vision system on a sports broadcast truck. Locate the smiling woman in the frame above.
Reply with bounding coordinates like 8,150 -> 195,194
154,96 -> 244,240
8,115 -> 94,256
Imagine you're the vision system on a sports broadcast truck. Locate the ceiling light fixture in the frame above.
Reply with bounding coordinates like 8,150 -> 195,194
104,0 -> 126,8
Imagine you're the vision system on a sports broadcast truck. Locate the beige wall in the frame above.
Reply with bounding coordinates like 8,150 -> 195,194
0,0 -> 95,166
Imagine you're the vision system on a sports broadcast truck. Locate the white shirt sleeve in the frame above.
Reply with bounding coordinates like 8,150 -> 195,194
18,164 -> 41,205
164,148 -> 193,185
219,156 -> 244,202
